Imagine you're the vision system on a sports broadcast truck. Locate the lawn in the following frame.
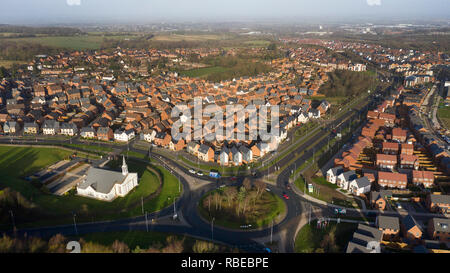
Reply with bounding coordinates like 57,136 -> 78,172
437,102 -> 450,129
64,144 -> 113,154
180,66 -> 230,78
0,146 -> 179,229
0,59 -> 27,68
294,220 -> 357,253
198,186 -> 286,230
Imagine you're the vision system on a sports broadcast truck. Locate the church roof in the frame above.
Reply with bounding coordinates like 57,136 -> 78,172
78,167 -> 127,194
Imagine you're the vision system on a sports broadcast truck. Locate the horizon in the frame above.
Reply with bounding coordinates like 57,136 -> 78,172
1,0 -> 449,25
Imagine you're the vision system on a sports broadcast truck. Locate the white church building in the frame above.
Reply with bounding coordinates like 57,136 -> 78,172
77,156 -> 138,201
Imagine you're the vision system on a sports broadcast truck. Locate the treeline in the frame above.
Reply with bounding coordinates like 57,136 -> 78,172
0,24 -> 83,36
0,41 -> 59,61
0,233 -> 236,253
319,70 -> 378,98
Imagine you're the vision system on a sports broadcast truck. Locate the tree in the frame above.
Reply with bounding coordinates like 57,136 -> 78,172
161,236 -> 184,253
243,178 -> 252,191
192,240 -> 217,253
237,187 -> 246,216
254,180 -> 266,200
267,43 -> 277,51
112,240 -> 130,253
0,234 -> 14,253
47,234 -> 67,253
223,187 -> 237,207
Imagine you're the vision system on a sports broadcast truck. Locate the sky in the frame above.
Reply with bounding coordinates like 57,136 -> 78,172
0,0 -> 449,25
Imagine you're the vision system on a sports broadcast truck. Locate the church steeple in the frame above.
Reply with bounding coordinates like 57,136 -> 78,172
122,156 -> 128,176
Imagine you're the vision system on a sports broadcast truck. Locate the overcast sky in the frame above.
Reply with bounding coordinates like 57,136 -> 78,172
1,0 -> 449,25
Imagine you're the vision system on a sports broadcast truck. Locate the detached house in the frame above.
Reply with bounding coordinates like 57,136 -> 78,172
187,141 -> 200,156
370,190 -> 392,211
3,121 -> 20,134
42,120 -> 60,135
402,215 -> 423,241
198,144 -> 214,162
220,147 -> 229,166
377,215 -> 400,241
141,129 -> 156,143
24,122 -> 39,134
427,218 -> 450,242
239,146 -> 253,164
326,166 -> 344,184
348,176 -> 371,196
97,127 -> 114,141
60,122 -> 78,136
336,170 -> 357,190
426,194 -> 450,214
80,126 -> 96,139
114,129 -> 135,142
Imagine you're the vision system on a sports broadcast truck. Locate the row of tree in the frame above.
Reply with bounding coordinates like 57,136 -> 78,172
0,233 -> 234,253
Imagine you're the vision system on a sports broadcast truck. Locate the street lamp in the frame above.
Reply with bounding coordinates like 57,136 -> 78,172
9,210 -> 16,231
145,211 -> 149,232
72,212 -> 78,235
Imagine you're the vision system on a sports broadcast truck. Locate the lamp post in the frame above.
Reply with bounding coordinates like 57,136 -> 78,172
72,212 -> 78,235
145,211 -> 149,232
9,210 -> 16,231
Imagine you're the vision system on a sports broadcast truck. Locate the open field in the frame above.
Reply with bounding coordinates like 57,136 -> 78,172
437,101 -> 450,129
180,66 -> 230,78
152,34 -> 230,42
0,59 -> 27,68
294,220 -> 357,253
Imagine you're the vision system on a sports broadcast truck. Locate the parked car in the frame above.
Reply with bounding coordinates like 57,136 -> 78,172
189,169 -> 196,174
197,171 -> 204,176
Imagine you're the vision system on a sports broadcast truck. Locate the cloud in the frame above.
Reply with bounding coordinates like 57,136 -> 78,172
366,0 -> 381,6
67,0 -> 81,6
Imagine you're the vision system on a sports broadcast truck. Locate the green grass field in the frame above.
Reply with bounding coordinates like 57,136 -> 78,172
64,144 -> 113,154
180,66 -> 230,78
294,220 -> 357,253
0,146 -> 180,229
437,102 -> 450,129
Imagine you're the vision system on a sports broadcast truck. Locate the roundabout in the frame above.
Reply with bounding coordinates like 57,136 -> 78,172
197,183 -> 287,231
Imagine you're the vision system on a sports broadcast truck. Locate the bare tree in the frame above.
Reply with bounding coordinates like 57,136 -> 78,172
224,187 -> 237,207
243,178 -> 252,191
254,180 -> 266,200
